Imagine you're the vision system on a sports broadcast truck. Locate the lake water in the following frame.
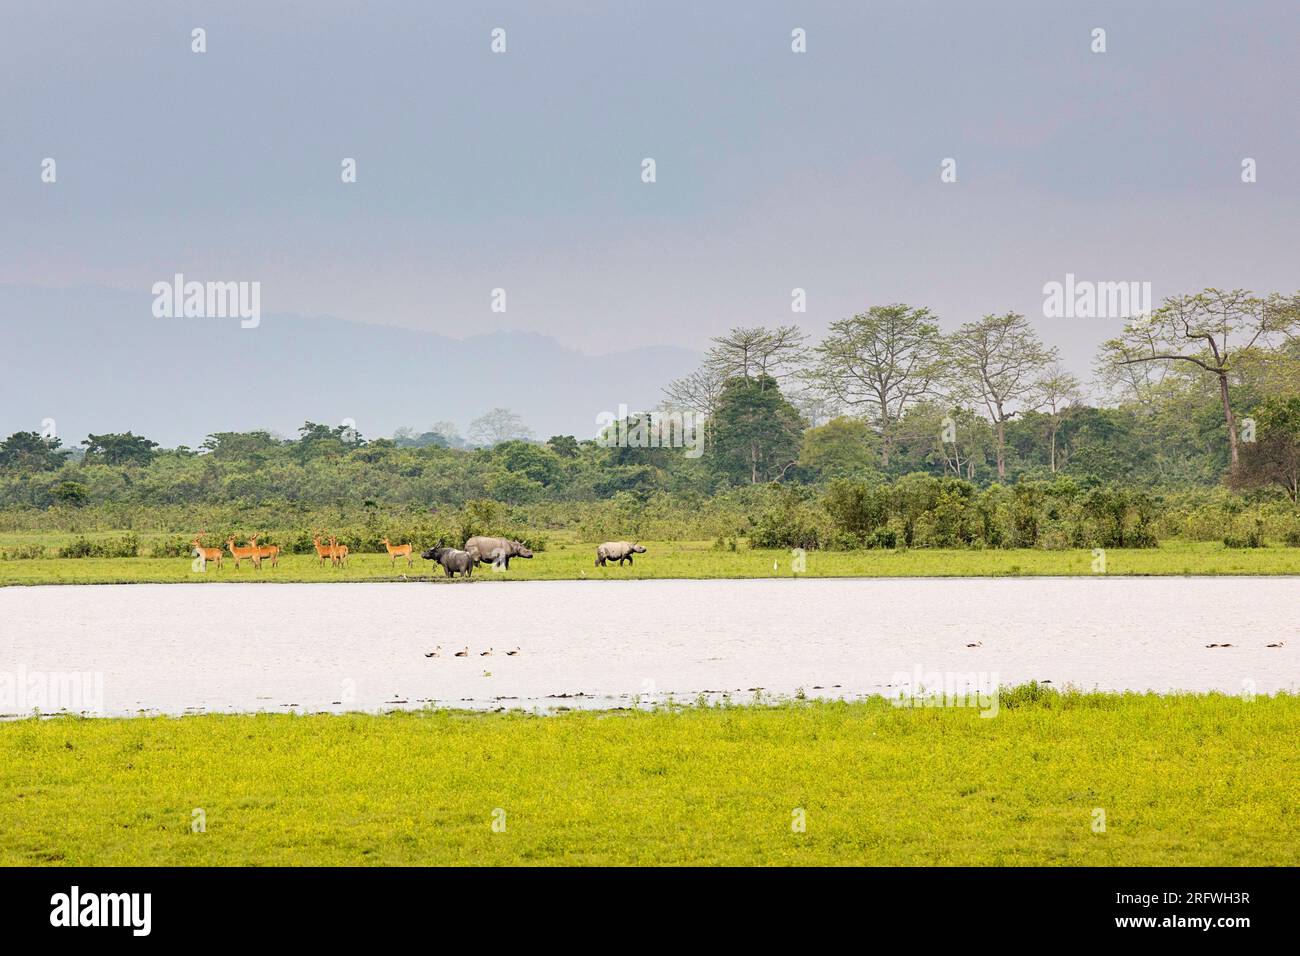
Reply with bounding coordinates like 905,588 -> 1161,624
1,578 -> 1296,717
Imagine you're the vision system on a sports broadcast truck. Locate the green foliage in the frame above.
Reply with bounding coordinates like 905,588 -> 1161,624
0,350 -> 1297,552
801,477 -> 1163,551
4,537 -> 1300,585
12,478 -> 1299,556
152,537 -> 203,558
1077,486 -> 1159,548
866,528 -> 897,549
0,432 -> 69,472
546,435 -> 580,458
3,692 -> 1298,865
798,417 -> 882,480
52,481 -> 88,506
708,375 -> 804,485
1223,515 -> 1266,549
57,534 -> 139,558
495,441 -> 563,486
1232,396 -> 1300,501
0,543 -> 47,560
998,681 -> 1062,709
749,484 -> 824,550
81,432 -> 158,467
821,478 -> 889,542
926,484 -> 977,548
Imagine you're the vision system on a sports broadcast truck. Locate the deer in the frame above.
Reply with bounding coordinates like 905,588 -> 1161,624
328,536 -> 349,568
191,532 -> 223,570
226,536 -> 262,570
312,534 -> 333,567
249,534 -> 280,569
382,537 -> 414,568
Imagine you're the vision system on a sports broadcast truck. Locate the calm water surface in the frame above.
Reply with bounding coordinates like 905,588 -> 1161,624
1,578 -> 1296,716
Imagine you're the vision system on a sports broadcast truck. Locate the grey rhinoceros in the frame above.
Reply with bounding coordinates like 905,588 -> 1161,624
422,545 -> 475,577
595,541 -> 646,567
464,536 -> 534,570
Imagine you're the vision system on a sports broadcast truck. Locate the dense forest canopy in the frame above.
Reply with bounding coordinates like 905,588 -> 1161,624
2,289 -> 1298,548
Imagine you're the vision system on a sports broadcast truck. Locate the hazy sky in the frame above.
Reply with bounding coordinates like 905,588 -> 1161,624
4,0 -> 1298,381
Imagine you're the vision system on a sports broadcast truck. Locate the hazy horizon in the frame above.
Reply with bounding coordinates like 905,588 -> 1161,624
3,1 -> 1298,442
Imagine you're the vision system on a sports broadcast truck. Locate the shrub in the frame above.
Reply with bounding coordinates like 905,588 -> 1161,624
1077,487 -> 1158,549
998,681 -> 1060,709
866,528 -> 897,550
150,537 -> 197,558
58,534 -> 139,558
1224,518 -> 1266,549
750,484 -> 824,550
0,544 -> 46,560
822,478 -> 888,542
926,486 -> 975,548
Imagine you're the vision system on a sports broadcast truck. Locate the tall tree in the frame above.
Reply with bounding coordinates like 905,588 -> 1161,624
1100,289 -> 1300,468
428,421 -> 468,449
1230,397 -> 1300,501
295,421 -> 363,462
1032,364 -> 1083,473
704,326 -> 808,385
665,326 -> 808,435
708,375 -> 805,484
468,408 -> 533,447
946,312 -> 1058,479
797,417 -> 881,480
201,430 -> 280,462
662,366 -> 726,420
546,435 -> 580,458
812,304 -> 943,467
894,402 -> 994,480
81,432 -> 159,467
0,431 -> 69,471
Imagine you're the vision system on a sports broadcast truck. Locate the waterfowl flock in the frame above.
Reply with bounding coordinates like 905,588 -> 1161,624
428,645 -> 520,659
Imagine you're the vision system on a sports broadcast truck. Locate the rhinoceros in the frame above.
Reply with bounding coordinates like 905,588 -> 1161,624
422,545 -> 475,577
464,535 -> 534,570
595,541 -> 646,567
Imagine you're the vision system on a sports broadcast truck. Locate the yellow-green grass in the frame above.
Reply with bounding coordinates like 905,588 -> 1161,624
2,538 -> 1300,586
1,691 -> 1296,865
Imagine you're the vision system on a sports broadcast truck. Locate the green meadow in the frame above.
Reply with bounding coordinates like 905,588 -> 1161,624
2,536 -> 1300,586
1,689 -> 1296,866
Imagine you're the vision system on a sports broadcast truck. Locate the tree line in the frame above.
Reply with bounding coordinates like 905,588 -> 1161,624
661,287 -> 1299,493
1,287 -> 1297,518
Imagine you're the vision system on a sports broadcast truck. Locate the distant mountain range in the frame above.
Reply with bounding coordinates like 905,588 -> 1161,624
1,285 -> 698,448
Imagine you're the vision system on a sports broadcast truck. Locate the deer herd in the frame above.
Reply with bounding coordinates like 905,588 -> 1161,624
189,531 -> 373,571
312,535 -> 349,568
191,533 -> 482,572
189,532 -> 646,575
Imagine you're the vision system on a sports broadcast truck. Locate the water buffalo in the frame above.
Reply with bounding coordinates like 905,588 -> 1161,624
422,545 -> 475,577
596,541 -> 646,567
464,535 -> 534,570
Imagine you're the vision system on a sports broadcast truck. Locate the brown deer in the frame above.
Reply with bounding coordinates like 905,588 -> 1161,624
249,534 -> 280,569
192,532 -> 223,570
382,537 -> 413,568
312,534 -> 333,567
328,536 -> 349,568
226,536 -> 262,570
